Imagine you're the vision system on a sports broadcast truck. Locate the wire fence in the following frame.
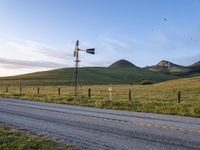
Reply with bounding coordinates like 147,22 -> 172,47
0,85 -> 199,105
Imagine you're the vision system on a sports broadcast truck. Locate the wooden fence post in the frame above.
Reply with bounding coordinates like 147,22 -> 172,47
177,91 -> 181,104
58,88 -> 61,96
19,85 -> 22,94
129,89 -> 132,101
37,87 -> 40,95
108,86 -> 112,101
5,87 -> 8,93
88,88 -> 91,99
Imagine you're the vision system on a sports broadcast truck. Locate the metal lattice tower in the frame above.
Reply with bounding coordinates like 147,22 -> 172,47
72,40 -> 95,96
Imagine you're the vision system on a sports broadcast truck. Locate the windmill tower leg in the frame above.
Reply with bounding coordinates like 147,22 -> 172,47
74,52 -> 79,96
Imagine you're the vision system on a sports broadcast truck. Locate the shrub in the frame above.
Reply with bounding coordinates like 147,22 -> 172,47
140,80 -> 153,85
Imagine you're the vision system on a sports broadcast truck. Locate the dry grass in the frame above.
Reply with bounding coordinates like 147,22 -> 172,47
0,76 -> 200,117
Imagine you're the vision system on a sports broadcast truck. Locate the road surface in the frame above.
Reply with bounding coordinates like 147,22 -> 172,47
0,98 -> 200,150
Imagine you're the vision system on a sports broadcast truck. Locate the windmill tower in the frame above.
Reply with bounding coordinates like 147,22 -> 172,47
72,40 -> 95,96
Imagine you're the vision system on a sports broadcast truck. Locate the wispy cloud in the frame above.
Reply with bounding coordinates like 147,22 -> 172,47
102,37 -> 131,49
0,57 -> 66,69
1,38 -> 109,70
100,36 -> 132,52
6,39 -> 72,60
101,42 -> 116,52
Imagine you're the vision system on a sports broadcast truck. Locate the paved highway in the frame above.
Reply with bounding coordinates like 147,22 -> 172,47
0,98 -> 200,150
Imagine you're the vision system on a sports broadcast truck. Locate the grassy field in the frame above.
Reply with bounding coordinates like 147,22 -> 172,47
0,67 -> 177,86
0,124 -> 77,150
0,76 -> 200,117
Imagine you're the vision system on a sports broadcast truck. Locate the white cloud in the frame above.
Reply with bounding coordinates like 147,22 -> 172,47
102,42 -> 116,52
0,57 -> 66,69
0,37 -> 110,74
103,37 -> 131,49
6,39 -> 71,60
0,68 -> 53,77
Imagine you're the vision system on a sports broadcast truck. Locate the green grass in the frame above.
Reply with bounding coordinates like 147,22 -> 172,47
0,76 -> 200,117
0,125 -> 77,150
0,67 -> 177,86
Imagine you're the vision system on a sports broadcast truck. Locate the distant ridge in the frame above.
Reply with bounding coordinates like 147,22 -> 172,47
146,60 -> 189,75
189,61 -> 200,72
109,59 -> 136,68
156,60 -> 184,68
190,61 -> 200,67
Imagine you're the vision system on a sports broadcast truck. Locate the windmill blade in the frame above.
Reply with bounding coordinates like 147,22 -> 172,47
76,40 -> 79,48
74,40 -> 79,57
74,47 -> 78,57
86,48 -> 95,55
74,49 -> 76,57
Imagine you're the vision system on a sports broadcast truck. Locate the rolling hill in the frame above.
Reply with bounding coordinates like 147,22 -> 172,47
0,60 -> 177,86
109,59 -> 136,68
145,60 -> 200,77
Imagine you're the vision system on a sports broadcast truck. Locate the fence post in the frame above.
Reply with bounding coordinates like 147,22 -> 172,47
37,87 -> 40,95
129,89 -> 132,101
5,87 -> 8,93
88,88 -> 91,99
108,91 -> 112,101
108,86 -> 112,101
58,88 -> 61,96
19,85 -> 22,94
177,91 -> 181,104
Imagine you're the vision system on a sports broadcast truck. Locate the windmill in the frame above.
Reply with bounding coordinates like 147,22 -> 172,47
72,40 -> 95,96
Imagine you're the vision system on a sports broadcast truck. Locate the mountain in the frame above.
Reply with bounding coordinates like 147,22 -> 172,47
188,61 -> 200,73
109,59 -> 136,68
0,60 -> 177,86
190,61 -> 200,67
156,60 -> 182,68
146,60 -> 190,75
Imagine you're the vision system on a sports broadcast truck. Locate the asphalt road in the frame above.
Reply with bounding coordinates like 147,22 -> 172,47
0,98 -> 200,150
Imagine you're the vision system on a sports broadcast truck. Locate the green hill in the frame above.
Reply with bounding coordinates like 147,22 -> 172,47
109,59 -> 136,68
0,66 -> 177,86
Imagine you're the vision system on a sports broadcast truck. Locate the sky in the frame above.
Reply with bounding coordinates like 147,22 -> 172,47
0,0 -> 200,76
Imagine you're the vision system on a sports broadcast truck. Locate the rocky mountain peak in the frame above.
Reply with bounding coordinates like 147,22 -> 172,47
157,60 -> 173,68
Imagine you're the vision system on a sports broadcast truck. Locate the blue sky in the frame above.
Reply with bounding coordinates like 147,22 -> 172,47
0,0 -> 200,76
